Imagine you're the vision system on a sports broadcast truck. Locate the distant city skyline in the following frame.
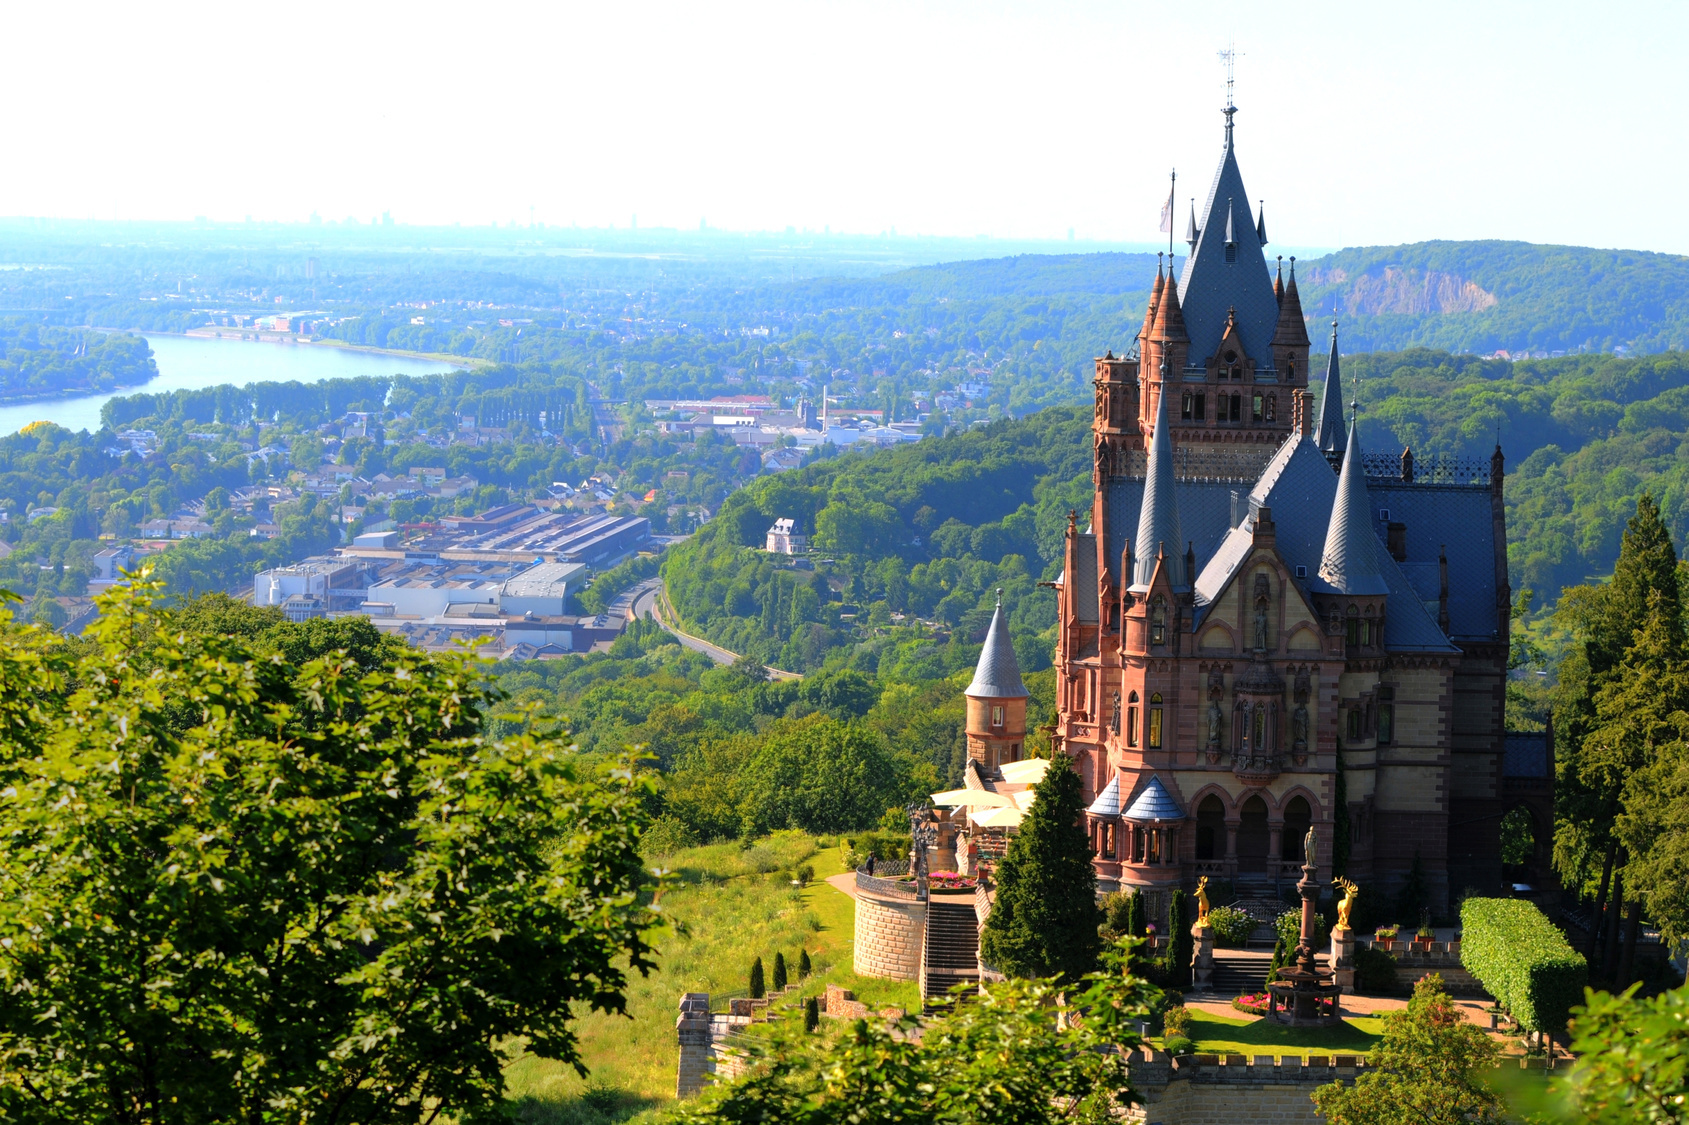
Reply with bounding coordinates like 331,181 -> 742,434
4,1 -> 1683,255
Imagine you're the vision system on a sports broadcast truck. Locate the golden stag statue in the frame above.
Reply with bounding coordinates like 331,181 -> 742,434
1332,876 -> 1359,933
1195,875 -> 1211,928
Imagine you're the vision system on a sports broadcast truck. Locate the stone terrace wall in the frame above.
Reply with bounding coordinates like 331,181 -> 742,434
854,886 -> 926,981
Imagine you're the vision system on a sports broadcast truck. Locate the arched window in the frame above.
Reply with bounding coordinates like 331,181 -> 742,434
1239,701 -> 1252,750
1252,393 -> 1264,422
1148,692 -> 1164,749
1126,691 -> 1139,747
1230,393 -> 1242,421
1150,597 -> 1167,646
1110,690 -> 1121,735
1345,605 -> 1360,647
1253,706 -> 1265,750
991,705 -> 1005,729
1266,394 -> 1277,422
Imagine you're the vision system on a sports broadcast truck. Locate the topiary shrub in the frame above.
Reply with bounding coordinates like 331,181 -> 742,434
1163,1035 -> 1195,1057
1206,905 -> 1255,947
1459,898 -> 1586,1033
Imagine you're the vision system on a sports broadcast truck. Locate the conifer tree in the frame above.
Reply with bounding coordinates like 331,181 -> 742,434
1554,493 -> 1683,957
749,957 -> 765,999
803,996 -> 819,1033
772,951 -> 788,992
798,948 -> 812,978
979,761 -> 1101,981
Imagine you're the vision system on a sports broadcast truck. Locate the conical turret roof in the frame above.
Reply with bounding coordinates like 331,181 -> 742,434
965,595 -> 1027,699
1140,261 -> 1164,341
1318,414 -> 1389,595
1315,320 -> 1346,454
1132,365 -> 1184,591
1152,265 -> 1188,343
1272,259 -> 1311,347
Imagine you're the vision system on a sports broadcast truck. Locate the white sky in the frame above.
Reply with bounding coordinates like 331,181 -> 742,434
4,0 -> 1681,253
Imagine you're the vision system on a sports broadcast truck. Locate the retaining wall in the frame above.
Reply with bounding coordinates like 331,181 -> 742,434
854,886 -> 926,981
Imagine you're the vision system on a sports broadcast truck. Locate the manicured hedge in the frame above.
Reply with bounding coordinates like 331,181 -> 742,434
1459,898 -> 1587,1032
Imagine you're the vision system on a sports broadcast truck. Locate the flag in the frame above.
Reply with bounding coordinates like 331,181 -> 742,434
1158,195 -> 1173,234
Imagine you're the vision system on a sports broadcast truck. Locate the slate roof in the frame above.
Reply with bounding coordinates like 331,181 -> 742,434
1315,322 -> 1346,455
965,599 -> 1028,699
1087,775 -> 1122,817
1177,115 -> 1280,372
1123,775 -> 1184,822
1319,418 -> 1390,595
1190,436 -> 1458,652
1132,374 -> 1185,589
1372,481 -> 1500,642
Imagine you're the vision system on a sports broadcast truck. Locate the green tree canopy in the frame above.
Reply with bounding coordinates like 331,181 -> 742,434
0,579 -> 658,1125
1311,973 -> 1503,1125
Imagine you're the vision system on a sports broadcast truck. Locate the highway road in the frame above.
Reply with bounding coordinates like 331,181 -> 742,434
628,577 -> 800,680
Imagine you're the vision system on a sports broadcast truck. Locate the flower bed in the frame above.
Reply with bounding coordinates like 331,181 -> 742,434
1232,992 -> 1271,1016
927,873 -> 978,892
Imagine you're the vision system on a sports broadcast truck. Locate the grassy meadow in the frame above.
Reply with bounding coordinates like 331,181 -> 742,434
495,831 -> 917,1124
1176,1009 -> 1384,1059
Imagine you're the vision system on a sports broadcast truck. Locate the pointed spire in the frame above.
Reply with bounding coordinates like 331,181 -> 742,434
1256,201 -> 1268,246
1272,256 -> 1311,348
1224,197 -> 1237,247
1141,257 -> 1164,340
1152,266 -> 1188,343
1185,201 -> 1198,249
965,589 -> 1028,698
1319,414 -> 1388,595
1315,319 -> 1346,454
1274,255 -> 1284,303
1132,361 -> 1184,591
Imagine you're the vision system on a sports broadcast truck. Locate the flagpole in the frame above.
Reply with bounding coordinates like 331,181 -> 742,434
1168,170 -> 1176,263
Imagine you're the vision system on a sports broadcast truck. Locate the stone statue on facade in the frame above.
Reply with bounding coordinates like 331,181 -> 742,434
1303,825 -> 1318,871
1292,704 -> 1309,752
1206,701 -> 1223,749
1254,599 -> 1271,651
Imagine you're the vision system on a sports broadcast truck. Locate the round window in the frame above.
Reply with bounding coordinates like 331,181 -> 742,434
1224,350 -> 1238,363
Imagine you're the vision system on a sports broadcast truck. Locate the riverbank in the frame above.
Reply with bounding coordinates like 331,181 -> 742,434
180,328 -> 489,370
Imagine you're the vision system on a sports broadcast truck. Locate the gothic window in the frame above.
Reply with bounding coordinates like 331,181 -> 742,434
1287,361 -> 1295,381
1193,392 -> 1206,420
1252,393 -> 1264,423
991,705 -> 1005,729
1148,693 -> 1164,749
1378,684 -> 1395,745
1127,691 -> 1139,746
1182,392 -> 1193,420
1110,691 -> 1121,735
1266,394 -> 1277,422
1346,708 -> 1362,742
1150,597 -> 1167,646
1345,605 -> 1360,648
1230,393 -> 1242,421
1132,826 -> 1146,864
1253,706 -> 1265,750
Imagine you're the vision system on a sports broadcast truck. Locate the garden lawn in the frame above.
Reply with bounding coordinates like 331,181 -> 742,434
497,831 -> 918,1124
1178,1009 -> 1384,1059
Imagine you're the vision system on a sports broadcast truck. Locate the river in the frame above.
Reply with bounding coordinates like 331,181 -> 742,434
0,334 -> 462,437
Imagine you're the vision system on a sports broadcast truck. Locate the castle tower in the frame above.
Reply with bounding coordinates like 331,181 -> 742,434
964,593 -> 1028,771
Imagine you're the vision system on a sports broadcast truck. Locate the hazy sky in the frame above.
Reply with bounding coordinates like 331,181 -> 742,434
6,1 -> 1682,253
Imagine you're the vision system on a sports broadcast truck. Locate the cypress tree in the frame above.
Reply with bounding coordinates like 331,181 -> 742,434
1126,890 -> 1146,937
798,948 -> 812,978
749,956 -> 765,999
804,995 -> 820,1033
772,951 -> 788,992
978,761 -> 1101,981
1167,889 -> 1192,989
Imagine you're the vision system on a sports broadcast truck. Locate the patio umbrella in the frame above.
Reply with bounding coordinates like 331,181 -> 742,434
930,788 -> 1013,808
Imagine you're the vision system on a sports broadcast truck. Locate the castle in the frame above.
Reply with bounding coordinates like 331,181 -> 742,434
964,104 -> 1545,913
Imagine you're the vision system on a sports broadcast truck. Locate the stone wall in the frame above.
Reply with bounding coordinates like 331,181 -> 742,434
854,887 -> 926,981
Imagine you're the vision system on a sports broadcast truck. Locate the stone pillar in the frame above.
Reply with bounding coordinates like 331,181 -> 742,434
1331,929 -> 1356,994
1224,820 -> 1239,868
1191,922 -> 1214,992
1267,825 -> 1283,870
676,992 -> 712,1097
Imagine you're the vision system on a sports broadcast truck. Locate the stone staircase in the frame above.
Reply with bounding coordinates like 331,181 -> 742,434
922,899 -> 980,1009
1210,951 -> 1273,995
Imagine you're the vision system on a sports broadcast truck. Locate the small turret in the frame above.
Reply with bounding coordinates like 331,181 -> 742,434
964,591 -> 1029,770
1132,362 -> 1185,592
1318,414 -> 1388,596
